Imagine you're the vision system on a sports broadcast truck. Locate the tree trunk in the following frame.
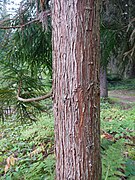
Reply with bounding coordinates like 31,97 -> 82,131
129,58 -> 135,78
100,66 -> 108,98
52,0 -> 101,179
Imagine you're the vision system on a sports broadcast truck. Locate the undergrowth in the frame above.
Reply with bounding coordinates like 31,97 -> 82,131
108,78 -> 135,90
101,100 -> 135,179
0,101 -> 135,179
0,116 -> 55,180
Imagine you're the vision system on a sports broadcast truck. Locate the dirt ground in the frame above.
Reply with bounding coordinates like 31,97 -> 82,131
109,90 -> 135,104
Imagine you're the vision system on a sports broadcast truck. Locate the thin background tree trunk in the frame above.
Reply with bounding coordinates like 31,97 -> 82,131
52,0 -> 101,179
100,66 -> 108,98
129,58 -> 135,78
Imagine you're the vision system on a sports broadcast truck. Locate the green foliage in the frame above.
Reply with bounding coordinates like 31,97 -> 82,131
102,140 -> 125,180
0,115 -> 55,179
101,0 -> 135,78
4,155 -> 55,180
0,1 -> 52,122
100,26 -> 117,67
101,100 -> 135,179
0,24 -> 52,120
21,115 -> 54,144
125,159 -> 135,177
101,106 -> 135,138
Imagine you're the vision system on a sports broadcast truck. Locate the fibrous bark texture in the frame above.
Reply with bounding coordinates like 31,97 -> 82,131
52,0 -> 101,179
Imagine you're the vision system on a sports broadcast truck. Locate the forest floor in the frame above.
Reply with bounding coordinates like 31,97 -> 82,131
109,90 -> 135,109
108,78 -> 135,104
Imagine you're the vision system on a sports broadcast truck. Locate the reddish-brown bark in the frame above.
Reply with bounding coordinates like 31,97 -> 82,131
52,0 -> 101,179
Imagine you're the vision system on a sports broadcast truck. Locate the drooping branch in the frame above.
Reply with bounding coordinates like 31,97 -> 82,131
0,19 -> 39,29
17,90 -> 52,102
0,18 -> 11,25
17,81 -> 52,102
0,9 -> 51,30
